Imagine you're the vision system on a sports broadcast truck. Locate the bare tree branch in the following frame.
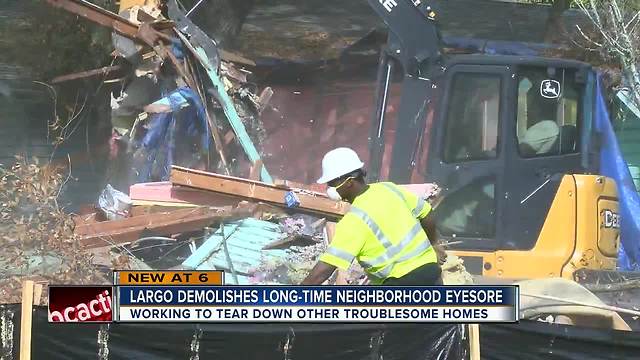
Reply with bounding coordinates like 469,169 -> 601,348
575,0 -> 640,109
575,24 -> 603,47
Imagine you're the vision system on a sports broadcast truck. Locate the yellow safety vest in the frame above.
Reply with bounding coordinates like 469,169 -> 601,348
319,182 -> 437,284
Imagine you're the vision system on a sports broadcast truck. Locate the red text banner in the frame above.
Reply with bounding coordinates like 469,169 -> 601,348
48,286 -> 113,323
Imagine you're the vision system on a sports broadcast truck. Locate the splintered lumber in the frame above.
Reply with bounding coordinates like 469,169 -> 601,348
45,0 -> 141,38
183,39 -> 272,183
129,181 -> 242,207
76,206 -> 254,249
170,166 -> 349,218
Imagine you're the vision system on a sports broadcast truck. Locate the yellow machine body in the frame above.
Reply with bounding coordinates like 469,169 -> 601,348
119,0 -> 156,12
451,174 -> 620,280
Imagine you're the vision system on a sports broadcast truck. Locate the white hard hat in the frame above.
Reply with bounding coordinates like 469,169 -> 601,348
317,147 -> 365,184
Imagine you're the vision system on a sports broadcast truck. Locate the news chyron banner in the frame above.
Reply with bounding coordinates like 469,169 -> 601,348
49,271 -> 519,323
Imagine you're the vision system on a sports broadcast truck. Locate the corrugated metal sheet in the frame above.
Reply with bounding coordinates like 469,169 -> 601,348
182,218 -> 288,284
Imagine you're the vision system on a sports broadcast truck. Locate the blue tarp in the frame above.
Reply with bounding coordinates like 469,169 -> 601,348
594,75 -> 640,270
136,87 -> 210,182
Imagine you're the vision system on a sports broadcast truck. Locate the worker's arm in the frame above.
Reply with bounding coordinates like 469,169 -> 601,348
300,215 -> 365,285
421,216 -> 447,265
301,262 -> 337,285
392,184 -> 447,265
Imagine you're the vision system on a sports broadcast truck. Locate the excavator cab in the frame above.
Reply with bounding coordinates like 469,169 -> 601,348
366,0 -> 620,280
424,57 -> 619,279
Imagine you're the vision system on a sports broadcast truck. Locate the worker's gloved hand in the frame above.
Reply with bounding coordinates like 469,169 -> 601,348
434,244 -> 447,266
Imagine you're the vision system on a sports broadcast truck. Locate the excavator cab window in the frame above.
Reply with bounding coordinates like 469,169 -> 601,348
443,73 -> 501,163
435,177 -> 497,239
516,66 -> 580,158
426,61 -> 588,252
426,65 -> 509,250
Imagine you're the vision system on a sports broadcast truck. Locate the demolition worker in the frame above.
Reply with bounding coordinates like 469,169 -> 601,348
301,147 -> 447,286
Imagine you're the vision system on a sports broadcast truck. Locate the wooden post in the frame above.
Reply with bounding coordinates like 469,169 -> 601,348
468,324 -> 480,360
33,283 -> 44,307
20,280 -> 35,360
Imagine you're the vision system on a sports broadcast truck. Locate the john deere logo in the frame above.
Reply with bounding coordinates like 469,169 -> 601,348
379,0 -> 398,12
603,209 -> 620,229
540,80 -> 561,99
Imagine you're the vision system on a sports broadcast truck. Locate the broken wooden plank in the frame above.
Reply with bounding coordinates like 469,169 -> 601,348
130,200 -> 201,208
77,206 -> 254,249
119,0 -> 157,12
249,160 -> 263,181
75,207 -> 210,236
50,65 -> 123,84
170,166 -> 349,218
45,0 -> 141,39
129,181 -> 242,207
129,204 -> 205,216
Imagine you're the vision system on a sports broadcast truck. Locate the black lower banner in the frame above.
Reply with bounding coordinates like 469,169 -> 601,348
1,305 -> 639,359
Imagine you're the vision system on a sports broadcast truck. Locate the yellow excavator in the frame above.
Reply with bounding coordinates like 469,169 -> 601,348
364,0 -> 623,283
90,0 -> 624,283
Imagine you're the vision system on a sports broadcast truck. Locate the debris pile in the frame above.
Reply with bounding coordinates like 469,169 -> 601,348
0,159 -> 453,293
0,1 -> 475,300
0,157 -> 105,304
111,166 -> 349,285
441,255 -> 474,285
44,0 -> 274,192
249,241 -> 328,285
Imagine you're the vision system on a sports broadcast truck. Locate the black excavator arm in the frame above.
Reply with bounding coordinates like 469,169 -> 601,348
366,0 -> 444,183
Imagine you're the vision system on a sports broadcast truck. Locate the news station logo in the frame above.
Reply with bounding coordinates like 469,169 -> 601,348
48,286 -> 113,323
